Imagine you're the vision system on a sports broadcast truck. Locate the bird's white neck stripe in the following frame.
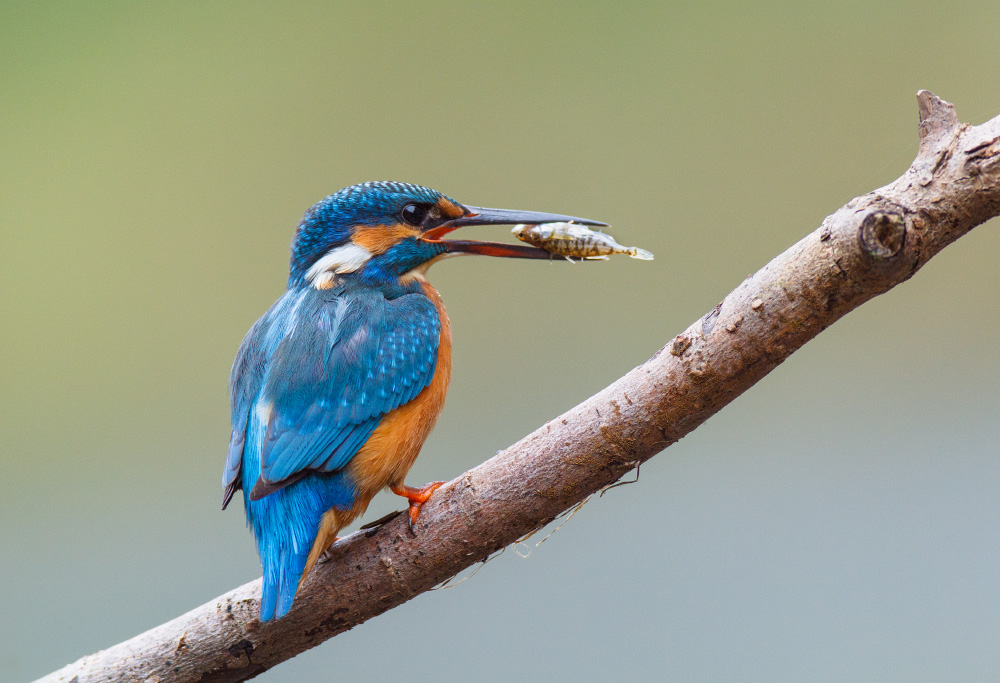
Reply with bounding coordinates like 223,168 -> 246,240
306,243 -> 373,287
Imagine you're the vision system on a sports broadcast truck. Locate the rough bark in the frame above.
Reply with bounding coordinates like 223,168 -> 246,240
37,92 -> 1000,683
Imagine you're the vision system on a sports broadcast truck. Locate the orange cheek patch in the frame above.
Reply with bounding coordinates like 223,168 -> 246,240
352,224 -> 421,254
436,198 -> 466,219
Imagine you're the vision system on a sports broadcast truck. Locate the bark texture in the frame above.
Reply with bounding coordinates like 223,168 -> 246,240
37,92 -> 1000,683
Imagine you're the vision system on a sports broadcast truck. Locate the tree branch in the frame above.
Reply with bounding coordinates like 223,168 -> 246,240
37,92 -> 1000,683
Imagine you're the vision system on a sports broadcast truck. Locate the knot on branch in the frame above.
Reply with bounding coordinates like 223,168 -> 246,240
858,211 -> 906,261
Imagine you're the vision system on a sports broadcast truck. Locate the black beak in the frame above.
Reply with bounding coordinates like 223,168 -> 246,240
425,205 -> 608,259
445,206 -> 608,229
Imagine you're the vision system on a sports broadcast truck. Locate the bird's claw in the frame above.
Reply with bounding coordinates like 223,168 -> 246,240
318,537 -> 341,564
390,481 -> 446,535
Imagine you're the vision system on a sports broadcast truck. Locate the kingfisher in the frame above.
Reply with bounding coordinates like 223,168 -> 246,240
222,181 -> 606,621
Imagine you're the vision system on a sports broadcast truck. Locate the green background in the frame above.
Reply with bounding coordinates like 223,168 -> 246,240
4,2 -> 1000,681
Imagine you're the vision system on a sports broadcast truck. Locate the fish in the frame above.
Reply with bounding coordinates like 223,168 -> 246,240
511,222 -> 653,262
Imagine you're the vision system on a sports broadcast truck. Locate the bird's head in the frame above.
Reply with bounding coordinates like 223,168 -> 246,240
288,181 -> 606,288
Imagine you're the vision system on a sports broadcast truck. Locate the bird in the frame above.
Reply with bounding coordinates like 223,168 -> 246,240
222,181 -> 606,621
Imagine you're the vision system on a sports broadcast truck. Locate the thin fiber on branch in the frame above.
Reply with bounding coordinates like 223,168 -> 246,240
37,92 -> 1000,683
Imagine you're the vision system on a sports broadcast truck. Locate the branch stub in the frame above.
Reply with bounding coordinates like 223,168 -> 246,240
917,90 -> 958,150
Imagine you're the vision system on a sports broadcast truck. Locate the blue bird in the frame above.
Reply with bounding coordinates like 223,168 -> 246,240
223,181 -> 606,621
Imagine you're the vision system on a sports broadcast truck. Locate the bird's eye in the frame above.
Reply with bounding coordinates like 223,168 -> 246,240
399,203 -> 429,227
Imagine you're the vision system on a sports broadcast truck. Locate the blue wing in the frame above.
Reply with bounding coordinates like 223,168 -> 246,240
222,283 -> 441,506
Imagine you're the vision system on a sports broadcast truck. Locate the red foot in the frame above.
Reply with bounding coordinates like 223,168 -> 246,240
390,481 -> 445,531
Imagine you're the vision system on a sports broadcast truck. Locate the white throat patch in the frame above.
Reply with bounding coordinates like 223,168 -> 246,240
306,243 -> 373,288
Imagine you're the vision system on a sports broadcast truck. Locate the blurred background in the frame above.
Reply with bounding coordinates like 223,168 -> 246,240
3,2 -> 1000,681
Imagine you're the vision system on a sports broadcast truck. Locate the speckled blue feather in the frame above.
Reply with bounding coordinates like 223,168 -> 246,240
225,278 -> 441,620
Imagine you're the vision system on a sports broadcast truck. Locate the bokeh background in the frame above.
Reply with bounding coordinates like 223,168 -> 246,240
4,2 -> 1000,681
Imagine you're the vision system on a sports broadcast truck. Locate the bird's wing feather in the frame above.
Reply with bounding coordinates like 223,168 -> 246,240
223,303 -> 294,507
224,286 -> 440,502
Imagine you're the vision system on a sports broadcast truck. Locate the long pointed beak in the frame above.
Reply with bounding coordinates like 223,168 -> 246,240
424,205 -> 608,259
445,206 -> 608,229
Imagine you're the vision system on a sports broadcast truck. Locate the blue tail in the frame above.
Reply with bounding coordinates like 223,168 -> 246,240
259,540 -> 309,621
242,440 -> 357,621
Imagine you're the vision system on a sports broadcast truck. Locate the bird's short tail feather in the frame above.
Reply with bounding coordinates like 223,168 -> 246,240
260,547 -> 309,621
248,469 -> 358,621
242,393 -> 360,621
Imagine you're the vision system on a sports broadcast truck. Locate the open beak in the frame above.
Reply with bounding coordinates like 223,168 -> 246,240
424,205 -> 608,259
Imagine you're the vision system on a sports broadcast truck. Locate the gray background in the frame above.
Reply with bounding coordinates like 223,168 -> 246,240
3,2 -> 1000,681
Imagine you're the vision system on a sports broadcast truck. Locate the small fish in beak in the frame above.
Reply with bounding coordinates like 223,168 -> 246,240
511,222 -> 654,262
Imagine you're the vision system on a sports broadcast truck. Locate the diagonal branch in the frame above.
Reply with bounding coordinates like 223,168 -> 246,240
37,92 -> 1000,683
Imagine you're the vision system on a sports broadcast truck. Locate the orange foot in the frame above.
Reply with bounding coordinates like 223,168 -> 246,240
390,481 -> 446,532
